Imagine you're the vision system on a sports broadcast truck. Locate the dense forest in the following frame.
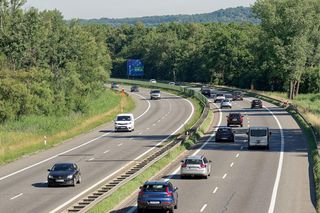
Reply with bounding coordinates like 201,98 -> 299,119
79,7 -> 260,26
0,0 -> 319,123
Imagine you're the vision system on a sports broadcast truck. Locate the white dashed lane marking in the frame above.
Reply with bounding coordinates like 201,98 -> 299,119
103,150 -> 110,154
236,153 -> 240,158
200,204 -> 207,212
118,143 -> 123,147
222,173 -> 227,179
213,187 -> 218,194
10,193 -> 23,200
230,162 -> 234,167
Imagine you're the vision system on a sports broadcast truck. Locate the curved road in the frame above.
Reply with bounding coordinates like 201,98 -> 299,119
0,87 -> 195,213
116,91 -> 316,213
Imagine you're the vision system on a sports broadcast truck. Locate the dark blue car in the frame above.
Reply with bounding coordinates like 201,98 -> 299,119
137,181 -> 178,213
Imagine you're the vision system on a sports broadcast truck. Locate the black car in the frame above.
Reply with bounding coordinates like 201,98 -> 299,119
232,91 -> 243,101
227,113 -> 244,127
201,87 -> 211,97
47,163 -> 81,187
215,127 -> 235,142
130,85 -> 139,92
251,99 -> 262,108
111,82 -> 119,89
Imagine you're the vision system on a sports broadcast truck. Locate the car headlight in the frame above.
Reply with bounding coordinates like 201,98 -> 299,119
48,175 -> 53,179
67,175 -> 73,179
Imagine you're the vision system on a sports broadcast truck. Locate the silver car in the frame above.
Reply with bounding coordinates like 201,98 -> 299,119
220,99 -> 232,108
180,155 -> 212,179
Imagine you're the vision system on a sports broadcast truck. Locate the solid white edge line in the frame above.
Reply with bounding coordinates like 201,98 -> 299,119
50,92 -> 195,213
0,93 -> 152,182
244,97 -> 284,213
200,204 -> 207,212
266,106 -> 284,213
10,193 -> 23,200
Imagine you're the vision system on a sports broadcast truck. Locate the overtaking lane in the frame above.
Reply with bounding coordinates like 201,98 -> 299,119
0,87 -> 195,213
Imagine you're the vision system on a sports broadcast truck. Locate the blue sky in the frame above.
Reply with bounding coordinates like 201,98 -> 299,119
24,0 -> 256,19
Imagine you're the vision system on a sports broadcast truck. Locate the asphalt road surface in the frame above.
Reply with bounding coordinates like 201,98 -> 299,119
116,91 -> 316,213
0,87 -> 194,213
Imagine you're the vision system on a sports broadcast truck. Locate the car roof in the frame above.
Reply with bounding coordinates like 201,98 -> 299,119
53,163 -> 75,166
249,126 -> 269,130
185,155 -> 203,160
144,180 -> 169,185
117,113 -> 133,117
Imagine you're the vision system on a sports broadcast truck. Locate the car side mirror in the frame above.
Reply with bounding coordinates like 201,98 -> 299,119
209,160 -> 212,163
180,160 -> 184,163
269,132 -> 272,136
47,169 -> 51,172
246,132 -> 249,135
139,186 -> 142,189
174,187 -> 178,191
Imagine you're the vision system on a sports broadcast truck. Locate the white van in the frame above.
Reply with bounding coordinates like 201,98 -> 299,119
114,113 -> 134,132
247,127 -> 271,150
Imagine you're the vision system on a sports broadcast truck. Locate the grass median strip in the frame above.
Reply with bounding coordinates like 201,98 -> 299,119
87,145 -> 186,213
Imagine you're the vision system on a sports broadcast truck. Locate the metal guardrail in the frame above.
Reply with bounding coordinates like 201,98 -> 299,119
63,79 -> 210,212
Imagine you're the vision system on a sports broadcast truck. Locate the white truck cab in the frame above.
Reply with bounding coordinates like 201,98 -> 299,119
114,113 -> 135,132
247,127 -> 271,150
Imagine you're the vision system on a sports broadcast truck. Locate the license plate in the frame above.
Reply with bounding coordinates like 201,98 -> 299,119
232,119 -> 237,121
149,201 -> 160,204
222,137 -> 227,140
56,179 -> 64,182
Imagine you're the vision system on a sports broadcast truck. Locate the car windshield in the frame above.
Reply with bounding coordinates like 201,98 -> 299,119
250,129 -> 267,137
253,100 -> 261,103
117,116 -> 131,121
185,159 -> 202,164
223,99 -> 230,103
52,164 -> 75,171
151,90 -> 160,93
217,94 -> 224,97
143,184 -> 167,192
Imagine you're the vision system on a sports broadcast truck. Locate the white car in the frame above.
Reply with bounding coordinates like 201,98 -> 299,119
247,127 -> 271,150
114,113 -> 134,132
220,99 -> 232,108
168,82 -> 175,85
214,94 -> 225,103
150,79 -> 157,83
180,155 -> 212,179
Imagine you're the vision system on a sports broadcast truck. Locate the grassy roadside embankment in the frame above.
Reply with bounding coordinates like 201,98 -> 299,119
0,90 -> 135,165
88,91 -> 212,213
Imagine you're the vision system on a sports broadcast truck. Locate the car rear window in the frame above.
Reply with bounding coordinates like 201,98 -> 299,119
151,90 -> 160,93
250,129 -> 267,137
253,100 -> 261,103
185,159 -> 202,164
143,184 -> 167,192
219,128 -> 231,132
117,116 -> 131,121
229,114 -> 240,118
52,164 -> 75,171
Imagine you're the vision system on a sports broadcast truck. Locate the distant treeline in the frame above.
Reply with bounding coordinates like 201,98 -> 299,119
1,0 -> 319,123
79,7 -> 260,26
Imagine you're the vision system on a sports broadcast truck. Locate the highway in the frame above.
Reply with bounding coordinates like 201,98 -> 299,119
115,91 -> 316,213
0,87 -> 195,213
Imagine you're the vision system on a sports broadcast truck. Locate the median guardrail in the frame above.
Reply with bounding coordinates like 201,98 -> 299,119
63,79 -> 210,212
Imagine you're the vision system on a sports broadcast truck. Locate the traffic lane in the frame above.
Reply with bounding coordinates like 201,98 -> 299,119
169,99 -> 282,213
0,90 -> 194,213
0,88 -> 150,179
272,108 -> 316,212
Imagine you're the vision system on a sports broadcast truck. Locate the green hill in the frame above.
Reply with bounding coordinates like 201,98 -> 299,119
79,7 -> 259,25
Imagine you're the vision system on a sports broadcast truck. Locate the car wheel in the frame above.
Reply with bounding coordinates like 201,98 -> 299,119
248,145 -> 251,150
77,175 -> 81,184
72,178 -> 76,187
266,144 -> 270,150
240,124 -> 243,127
227,124 -> 230,127
204,175 -> 208,179
48,182 -> 53,187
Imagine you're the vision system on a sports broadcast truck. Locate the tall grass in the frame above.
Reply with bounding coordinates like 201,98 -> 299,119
0,90 -> 135,164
